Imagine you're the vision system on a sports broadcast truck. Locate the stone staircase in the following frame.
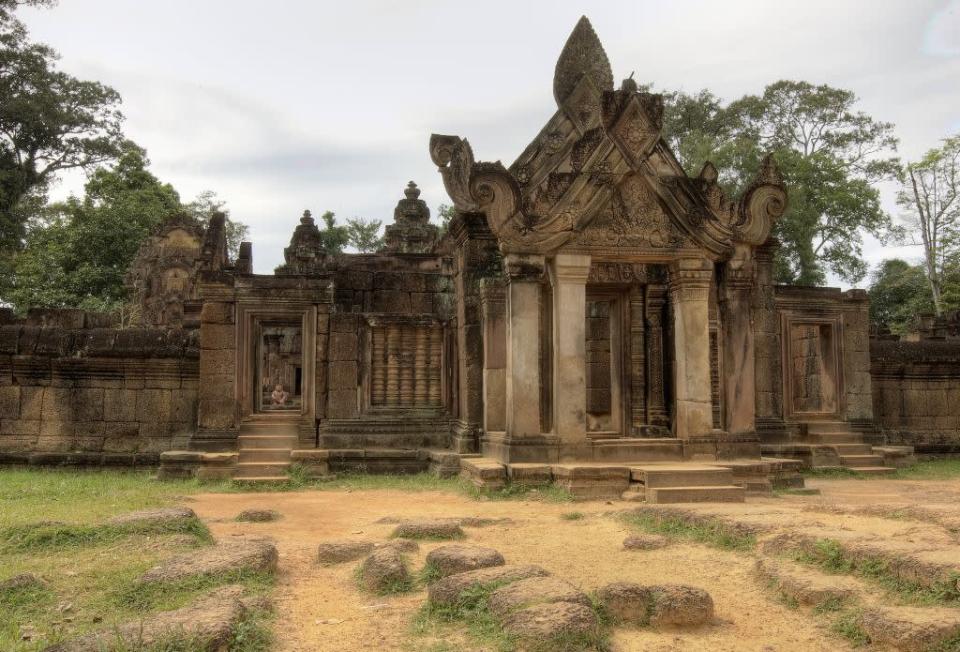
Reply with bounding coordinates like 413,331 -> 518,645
763,421 -> 912,476
233,415 -> 299,482
622,464 -> 746,504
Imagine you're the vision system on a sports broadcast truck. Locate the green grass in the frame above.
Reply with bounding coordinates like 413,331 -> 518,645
0,516 -> 211,554
830,609 -> 870,647
419,561 -> 443,585
621,510 -> 757,552
561,511 -> 585,521
792,538 -> 960,605
893,458 -> 960,480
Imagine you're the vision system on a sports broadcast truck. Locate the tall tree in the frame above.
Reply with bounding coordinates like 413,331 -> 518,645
0,0 -> 124,252
345,217 -> 383,253
656,81 -> 899,285
868,259 -> 935,333
896,134 -> 960,315
5,144 -> 180,311
435,203 -> 455,235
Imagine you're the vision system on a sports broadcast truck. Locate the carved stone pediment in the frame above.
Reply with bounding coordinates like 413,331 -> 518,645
431,16 -> 787,259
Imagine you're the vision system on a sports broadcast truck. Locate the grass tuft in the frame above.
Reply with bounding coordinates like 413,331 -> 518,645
621,510 -> 756,552
0,516 -> 211,554
561,512 -> 585,521
831,609 -> 870,647
893,459 -> 960,480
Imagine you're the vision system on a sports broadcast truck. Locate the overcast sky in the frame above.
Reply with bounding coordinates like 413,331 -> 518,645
19,0 -> 960,283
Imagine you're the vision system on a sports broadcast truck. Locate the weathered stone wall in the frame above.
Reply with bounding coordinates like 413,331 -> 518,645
0,309 -> 198,465
871,338 -> 960,455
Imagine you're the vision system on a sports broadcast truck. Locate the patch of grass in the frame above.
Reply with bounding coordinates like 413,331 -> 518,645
230,606 -> 274,652
561,511 -> 585,521
893,459 -> 960,480
812,596 -> 846,614
802,467 -> 860,479
621,510 -> 756,552
830,609 -> 870,647
419,561 -> 443,585
793,538 -> 960,605
0,516 -> 211,554
116,569 -> 275,612
930,631 -> 960,652
465,482 -> 575,504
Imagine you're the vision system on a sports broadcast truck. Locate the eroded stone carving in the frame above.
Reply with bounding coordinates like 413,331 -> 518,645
382,182 -> 439,254
275,210 -> 330,276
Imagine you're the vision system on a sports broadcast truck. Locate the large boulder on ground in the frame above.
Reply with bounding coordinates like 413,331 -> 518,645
425,545 -> 505,579
428,565 -> 550,608
596,582 -> 653,624
501,601 -> 598,640
623,534 -> 668,551
487,576 -> 590,617
140,536 -> 277,584
648,584 -> 714,627
44,585 -> 255,652
317,539 -> 419,565
392,520 -> 464,540
0,572 -> 47,593
357,547 -> 411,594
236,509 -> 281,523
859,606 -> 960,652
107,507 -> 196,527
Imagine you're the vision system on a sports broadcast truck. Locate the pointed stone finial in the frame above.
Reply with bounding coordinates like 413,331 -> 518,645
620,72 -> 638,94
404,181 -> 421,200
301,209 -> 314,225
553,16 -> 614,106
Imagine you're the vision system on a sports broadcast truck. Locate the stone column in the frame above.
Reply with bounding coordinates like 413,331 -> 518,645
669,258 -> 715,439
479,278 -> 507,433
550,254 -> 591,455
720,257 -> 756,436
504,254 -> 545,440
752,238 -> 786,440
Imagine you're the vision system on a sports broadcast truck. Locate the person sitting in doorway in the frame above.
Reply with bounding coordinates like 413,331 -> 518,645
271,384 -> 289,407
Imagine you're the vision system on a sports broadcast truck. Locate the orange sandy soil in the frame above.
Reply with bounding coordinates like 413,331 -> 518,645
187,475 -> 960,652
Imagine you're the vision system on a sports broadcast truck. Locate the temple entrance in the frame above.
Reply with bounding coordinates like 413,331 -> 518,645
585,291 -> 626,436
255,322 -> 303,412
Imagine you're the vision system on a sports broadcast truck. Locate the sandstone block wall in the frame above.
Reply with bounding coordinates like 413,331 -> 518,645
0,309 -> 199,465
871,338 -> 960,455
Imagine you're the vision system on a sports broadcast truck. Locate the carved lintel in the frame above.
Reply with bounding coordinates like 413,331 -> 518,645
586,262 -> 668,285
504,253 -> 546,283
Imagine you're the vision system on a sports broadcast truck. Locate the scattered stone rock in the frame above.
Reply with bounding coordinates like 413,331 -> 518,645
596,582 -> 653,624
140,536 -> 277,584
317,539 -> 419,565
425,545 -> 505,579
392,520 -> 464,540
623,534 -> 668,550
358,548 -> 411,594
648,584 -> 714,627
0,572 -> 47,593
107,507 -> 196,527
755,558 -> 858,607
236,509 -> 281,523
428,565 -> 550,608
501,601 -> 598,640
45,585 -> 252,652
859,606 -> 960,652
488,576 -> 590,617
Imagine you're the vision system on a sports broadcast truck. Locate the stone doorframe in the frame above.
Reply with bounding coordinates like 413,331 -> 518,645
779,313 -> 845,421
583,286 -> 631,438
236,303 -> 318,428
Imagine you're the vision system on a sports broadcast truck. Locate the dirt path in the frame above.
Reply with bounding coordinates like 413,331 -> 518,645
186,476 -> 960,651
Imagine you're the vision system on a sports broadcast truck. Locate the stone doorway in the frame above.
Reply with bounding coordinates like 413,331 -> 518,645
585,292 -> 627,436
255,322 -> 304,413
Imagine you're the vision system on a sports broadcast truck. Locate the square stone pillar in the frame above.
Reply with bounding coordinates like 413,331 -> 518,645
669,258 -> 715,439
479,278 -> 507,433
504,254 -> 545,439
550,254 -> 591,456
720,256 -> 756,436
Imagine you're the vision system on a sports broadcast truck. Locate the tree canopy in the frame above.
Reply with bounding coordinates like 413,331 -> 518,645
657,80 -> 899,285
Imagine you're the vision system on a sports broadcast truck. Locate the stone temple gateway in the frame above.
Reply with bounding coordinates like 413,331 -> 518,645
1,17 -> 938,500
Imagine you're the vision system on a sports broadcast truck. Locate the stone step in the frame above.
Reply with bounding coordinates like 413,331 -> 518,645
804,421 -> 854,434
806,432 -> 862,444
645,485 -> 745,504
849,466 -> 897,476
238,448 -> 291,463
233,462 -> 291,479
590,438 -> 684,462
237,435 -> 299,448
840,454 -> 884,468
630,464 -> 733,488
829,443 -> 874,455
